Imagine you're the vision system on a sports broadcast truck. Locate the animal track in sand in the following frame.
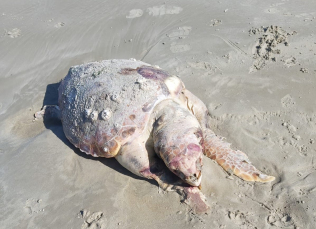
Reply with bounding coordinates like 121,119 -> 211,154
282,57 -> 297,67
210,19 -> 222,27
78,209 -> 106,229
24,198 -> 44,215
227,210 -> 257,228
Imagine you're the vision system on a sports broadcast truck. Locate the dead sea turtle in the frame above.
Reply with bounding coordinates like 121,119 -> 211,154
35,59 -> 275,213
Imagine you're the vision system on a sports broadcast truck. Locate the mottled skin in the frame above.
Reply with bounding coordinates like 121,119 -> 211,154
36,59 -> 275,213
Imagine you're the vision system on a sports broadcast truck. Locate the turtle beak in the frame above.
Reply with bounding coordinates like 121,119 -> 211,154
167,143 -> 203,187
185,171 -> 202,187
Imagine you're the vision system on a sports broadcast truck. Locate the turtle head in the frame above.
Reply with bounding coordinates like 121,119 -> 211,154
153,104 -> 204,187
166,143 -> 202,186
165,130 -> 203,187
153,100 -> 203,186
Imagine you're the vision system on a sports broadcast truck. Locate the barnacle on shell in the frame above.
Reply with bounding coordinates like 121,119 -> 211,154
100,109 -> 112,120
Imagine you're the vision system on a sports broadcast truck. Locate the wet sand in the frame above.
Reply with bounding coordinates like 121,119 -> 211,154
1,0 -> 316,228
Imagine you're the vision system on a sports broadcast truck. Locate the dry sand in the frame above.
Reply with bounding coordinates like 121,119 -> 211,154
1,0 -> 316,228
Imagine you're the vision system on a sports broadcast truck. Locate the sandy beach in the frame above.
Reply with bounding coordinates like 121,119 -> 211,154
1,0 -> 316,228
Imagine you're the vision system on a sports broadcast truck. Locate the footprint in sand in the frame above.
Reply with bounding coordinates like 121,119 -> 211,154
168,26 -> 191,40
24,198 -> 44,215
283,57 -> 297,67
267,213 -> 294,228
281,94 -> 296,109
7,28 -> 21,38
146,5 -> 182,16
168,26 -> 191,53
54,22 -> 65,28
126,9 -> 143,19
170,42 -> 191,53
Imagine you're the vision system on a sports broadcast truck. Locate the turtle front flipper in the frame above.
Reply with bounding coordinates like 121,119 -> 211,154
115,133 -> 209,214
150,166 -> 209,214
203,128 -> 275,182
34,105 -> 61,121
151,172 -> 210,214
175,186 -> 210,214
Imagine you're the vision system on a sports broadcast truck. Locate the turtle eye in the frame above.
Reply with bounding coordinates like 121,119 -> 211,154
194,129 -> 203,139
157,115 -> 165,125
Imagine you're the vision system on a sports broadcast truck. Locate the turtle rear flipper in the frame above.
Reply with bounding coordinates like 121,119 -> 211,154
203,128 -> 275,182
34,105 -> 61,121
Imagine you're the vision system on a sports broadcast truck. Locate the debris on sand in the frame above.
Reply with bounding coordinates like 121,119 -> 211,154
249,25 -> 297,73
300,67 -> 309,73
